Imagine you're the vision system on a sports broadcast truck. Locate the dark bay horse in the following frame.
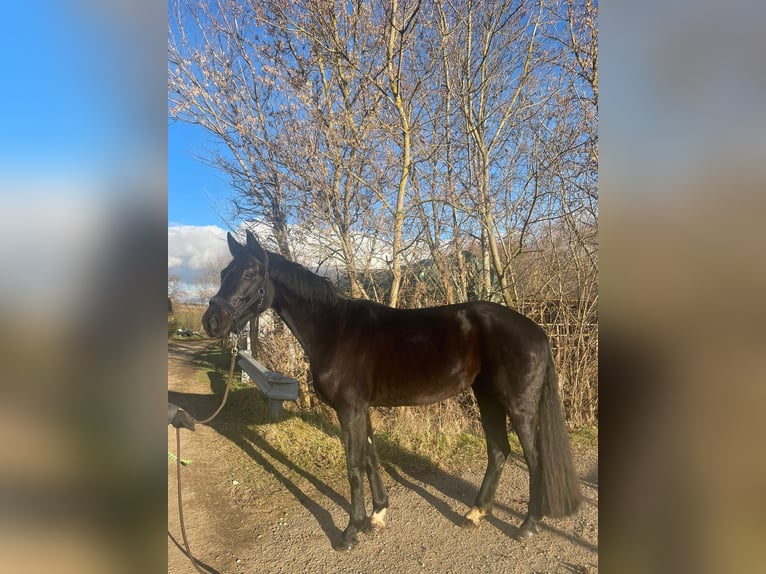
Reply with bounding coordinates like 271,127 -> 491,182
202,230 -> 581,550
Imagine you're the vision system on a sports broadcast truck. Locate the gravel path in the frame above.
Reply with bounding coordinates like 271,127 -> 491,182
168,339 -> 598,573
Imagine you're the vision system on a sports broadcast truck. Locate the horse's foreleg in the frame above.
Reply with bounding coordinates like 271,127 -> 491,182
336,408 -> 367,550
364,411 -> 389,533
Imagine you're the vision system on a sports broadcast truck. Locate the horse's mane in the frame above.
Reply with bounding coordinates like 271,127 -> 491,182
267,251 -> 341,307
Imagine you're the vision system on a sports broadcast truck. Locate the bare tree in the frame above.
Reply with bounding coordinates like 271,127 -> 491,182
311,0 -> 426,307
167,273 -> 182,303
435,0 -> 546,305
250,1 -> 386,297
168,0 -> 598,424
169,0 -> 297,257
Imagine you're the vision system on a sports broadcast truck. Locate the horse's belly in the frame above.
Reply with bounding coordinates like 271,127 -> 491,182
371,369 -> 476,407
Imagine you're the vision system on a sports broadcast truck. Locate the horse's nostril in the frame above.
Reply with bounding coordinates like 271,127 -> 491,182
210,315 -> 219,330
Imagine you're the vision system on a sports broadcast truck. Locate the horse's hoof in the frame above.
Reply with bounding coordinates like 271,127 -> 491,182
460,507 -> 486,528
333,537 -> 358,551
515,523 -> 539,540
335,525 -> 360,551
365,508 -> 387,535
364,522 -> 384,536
460,516 -> 480,528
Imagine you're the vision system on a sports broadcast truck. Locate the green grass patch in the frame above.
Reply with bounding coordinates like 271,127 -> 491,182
259,414 -> 347,479
571,424 -> 598,448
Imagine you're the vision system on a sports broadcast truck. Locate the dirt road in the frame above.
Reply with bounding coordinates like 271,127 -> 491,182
168,339 -> 598,573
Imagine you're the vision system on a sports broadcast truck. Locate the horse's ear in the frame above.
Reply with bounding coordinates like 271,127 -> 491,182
227,232 -> 244,255
245,230 -> 267,261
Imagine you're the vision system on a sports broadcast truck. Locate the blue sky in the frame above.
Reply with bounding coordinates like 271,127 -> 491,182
168,121 -> 237,297
167,5 -> 241,301
1,4 -> 152,187
168,121 -> 236,228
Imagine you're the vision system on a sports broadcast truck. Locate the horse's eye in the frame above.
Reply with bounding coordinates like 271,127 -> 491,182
243,271 -> 255,280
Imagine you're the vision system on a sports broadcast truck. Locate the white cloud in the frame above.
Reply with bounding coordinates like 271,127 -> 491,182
168,224 -> 230,287
167,220 -> 431,302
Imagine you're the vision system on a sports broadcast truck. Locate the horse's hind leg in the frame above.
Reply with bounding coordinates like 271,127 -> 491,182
509,409 -> 543,539
364,411 -> 389,532
463,382 -> 511,527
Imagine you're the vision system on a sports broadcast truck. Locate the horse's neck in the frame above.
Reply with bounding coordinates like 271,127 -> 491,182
270,281 -> 340,361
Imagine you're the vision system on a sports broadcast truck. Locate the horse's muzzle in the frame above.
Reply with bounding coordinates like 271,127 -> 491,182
202,304 -> 234,338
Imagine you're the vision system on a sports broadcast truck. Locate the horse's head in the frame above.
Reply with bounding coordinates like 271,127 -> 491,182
202,230 -> 274,337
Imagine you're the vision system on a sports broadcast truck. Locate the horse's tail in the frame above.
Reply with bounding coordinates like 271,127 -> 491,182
537,352 -> 582,517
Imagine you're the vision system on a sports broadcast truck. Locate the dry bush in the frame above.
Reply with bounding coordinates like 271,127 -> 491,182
370,398 -> 489,469
521,299 -> 598,427
254,311 -> 312,408
256,313 -> 309,378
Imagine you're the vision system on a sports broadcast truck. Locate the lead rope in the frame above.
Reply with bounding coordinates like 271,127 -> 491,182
197,340 -> 238,425
173,340 -> 238,574
176,426 -> 209,574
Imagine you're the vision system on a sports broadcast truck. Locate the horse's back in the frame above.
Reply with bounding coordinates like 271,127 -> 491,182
319,300 -> 548,408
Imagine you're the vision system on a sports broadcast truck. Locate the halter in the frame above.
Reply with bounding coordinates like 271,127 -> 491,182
210,250 -> 270,332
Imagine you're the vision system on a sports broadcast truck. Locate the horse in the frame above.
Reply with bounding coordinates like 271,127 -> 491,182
202,230 -> 582,550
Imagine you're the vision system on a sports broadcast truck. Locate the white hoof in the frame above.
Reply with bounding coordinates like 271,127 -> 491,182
369,507 -> 387,529
462,506 -> 487,527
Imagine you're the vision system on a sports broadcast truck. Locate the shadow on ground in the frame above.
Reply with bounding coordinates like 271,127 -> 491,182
169,341 -> 597,553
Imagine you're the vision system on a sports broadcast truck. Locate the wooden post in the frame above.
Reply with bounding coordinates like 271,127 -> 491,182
239,322 -> 250,385
250,316 -> 260,359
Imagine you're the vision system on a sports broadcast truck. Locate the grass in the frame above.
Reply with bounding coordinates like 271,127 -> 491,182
186,340 -> 595,486
571,424 -> 598,448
